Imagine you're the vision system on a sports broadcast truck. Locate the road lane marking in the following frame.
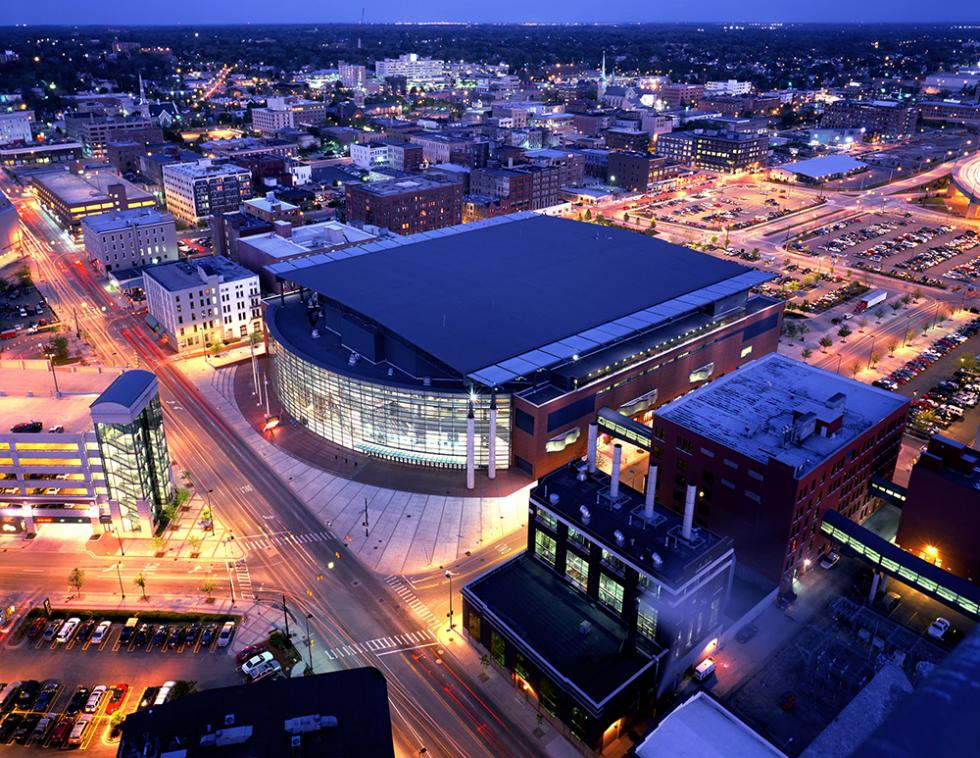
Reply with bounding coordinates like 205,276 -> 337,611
376,642 -> 440,657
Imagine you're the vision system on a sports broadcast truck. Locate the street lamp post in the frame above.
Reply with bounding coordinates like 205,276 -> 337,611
305,613 -> 314,674
867,334 -> 877,369
44,353 -> 60,396
445,571 -> 455,633
115,561 -> 126,601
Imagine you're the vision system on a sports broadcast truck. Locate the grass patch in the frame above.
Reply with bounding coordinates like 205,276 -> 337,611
266,630 -> 302,670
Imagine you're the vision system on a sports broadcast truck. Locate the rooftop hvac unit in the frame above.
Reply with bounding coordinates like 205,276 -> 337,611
549,492 -> 560,505
579,505 -> 591,524
579,620 -> 592,637
613,529 -> 625,547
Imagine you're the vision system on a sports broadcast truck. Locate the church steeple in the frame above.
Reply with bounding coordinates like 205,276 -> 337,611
598,51 -> 608,100
138,73 -> 150,118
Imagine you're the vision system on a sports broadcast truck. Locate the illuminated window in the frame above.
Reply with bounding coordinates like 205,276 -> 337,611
598,573 -> 624,613
534,531 -> 557,567
565,552 -> 589,592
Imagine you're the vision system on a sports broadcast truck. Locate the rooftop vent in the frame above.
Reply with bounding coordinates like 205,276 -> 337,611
613,529 -> 625,547
579,505 -> 591,524
549,492 -> 560,506
651,552 -> 664,569
578,620 -> 592,637
224,714 -> 235,726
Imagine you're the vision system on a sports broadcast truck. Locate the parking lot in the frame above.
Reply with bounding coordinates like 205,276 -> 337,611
791,211 -> 979,287
0,274 -> 58,355
0,609 -> 243,752
629,180 -> 822,232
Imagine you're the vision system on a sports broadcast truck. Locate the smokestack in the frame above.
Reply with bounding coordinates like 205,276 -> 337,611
465,405 -> 475,490
644,463 -> 657,520
610,443 -> 622,499
487,396 -> 497,480
587,422 -> 598,473
274,219 -> 292,238
682,484 -> 696,541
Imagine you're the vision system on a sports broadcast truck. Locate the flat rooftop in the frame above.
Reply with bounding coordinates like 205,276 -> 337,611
243,195 -> 299,214
81,207 -> 174,232
0,366 -> 124,435
463,554 -> 658,708
270,213 -> 758,378
243,221 -> 376,260
144,255 -> 254,291
349,176 -> 454,196
657,354 -> 908,476
536,464 -> 732,586
162,159 -> 250,178
32,169 -> 154,205
776,154 -> 868,180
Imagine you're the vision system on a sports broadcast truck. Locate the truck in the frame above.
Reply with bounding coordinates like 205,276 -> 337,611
0,328 -> 17,340
854,289 -> 887,313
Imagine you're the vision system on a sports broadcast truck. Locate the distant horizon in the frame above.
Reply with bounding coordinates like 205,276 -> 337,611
4,0 -> 978,27
4,21 -> 980,27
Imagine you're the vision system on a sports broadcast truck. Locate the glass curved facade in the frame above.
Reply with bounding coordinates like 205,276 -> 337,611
269,335 -> 510,469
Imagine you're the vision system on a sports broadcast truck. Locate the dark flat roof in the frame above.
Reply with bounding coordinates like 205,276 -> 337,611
273,214 -> 750,376
464,554 -> 657,709
118,667 -> 394,758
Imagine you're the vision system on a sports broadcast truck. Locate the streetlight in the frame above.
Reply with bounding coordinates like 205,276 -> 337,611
115,561 -> 126,600
305,613 -> 314,674
445,570 -> 455,633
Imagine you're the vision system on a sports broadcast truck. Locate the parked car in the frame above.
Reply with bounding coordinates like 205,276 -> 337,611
184,624 -> 201,646
56,617 -> 81,644
31,713 -> 56,745
64,686 -> 89,716
235,644 -> 266,664
84,685 -> 107,713
820,551 -> 841,569
25,618 -> 45,639
882,592 -> 903,614
249,660 -> 282,682
201,624 -> 217,647
14,681 -> 39,710
67,714 -> 92,747
167,626 -> 184,649
0,682 -> 21,713
119,617 -> 139,644
927,617 -> 952,640
134,623 -> 150,646
241,651 -> 275,677
13,714 -> 39,745
217,621 -> 235,648
49,715 -> 74,747
151,625 -> 168,648
0,714 -> 23,743
104,684 -> 128,716
76,620 -> 95,642
153,681 -> 176,706
90,620 -> 112,644
692,657 -> 716,682
32,681 -> 59,712
41,619 -> 62,641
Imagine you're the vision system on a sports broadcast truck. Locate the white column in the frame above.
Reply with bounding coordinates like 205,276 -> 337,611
610,443 -> 622,499
869,571 -> 881,603
466,405 -> 475,491
644,463 -> 658,519
487,397 -> 497,480
682,484 -> 696,540
587,422 -> 598,473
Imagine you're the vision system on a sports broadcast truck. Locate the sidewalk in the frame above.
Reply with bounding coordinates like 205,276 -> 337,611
178,359 -> 531,577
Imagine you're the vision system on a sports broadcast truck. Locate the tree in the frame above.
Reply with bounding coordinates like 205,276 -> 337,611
160,502 -> 178,528
911,288 -> 922,301
797,322 -> 810,341
623,213 -> 630,225
187,535 -> 203,555
890,300 -> 902,312
870,351 -> 881,369
67,567 -> 85,594
819,336 -> 833,350
151,535 -> 166,554
960,353 -> 978,373
801,348 -> 813,360
901,294 -> 912,306
850,362 -> 861,378
45,336 -> 70,364
887,339 -> 898,356
837,326 -> 852,340
134,573 -> 148,600
200,579 -> 215,601
649,218 -> 656,230
16,266 -> 31,287
583,208 -> 592,221
905,328 -> 917,345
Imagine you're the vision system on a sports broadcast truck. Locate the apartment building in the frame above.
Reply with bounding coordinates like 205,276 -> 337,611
344,177 -> 462,234
81,208 -> 179,273
162,159 -> 253,226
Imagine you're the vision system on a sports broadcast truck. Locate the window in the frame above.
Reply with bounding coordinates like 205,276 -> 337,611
565,552 -> 589,592
637,603 -> 658,640
536,509 -> 557,531
598,573 -> 624,613
568,527 -> 590,551
745,490 -> 761,503
467,610 -> 481,640
535,531 -> 557,566
490,630 -> 506,667
676,437 -> 693,454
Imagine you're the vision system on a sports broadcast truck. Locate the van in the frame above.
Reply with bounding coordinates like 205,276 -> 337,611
692,657 -> 716,682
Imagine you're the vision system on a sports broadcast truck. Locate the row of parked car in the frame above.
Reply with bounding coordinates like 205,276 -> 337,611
27,614 -> 235,652
235,644 -> 284,683
906,368 -> 980,438
872,317 -> 980,392
0,680 -> 127,748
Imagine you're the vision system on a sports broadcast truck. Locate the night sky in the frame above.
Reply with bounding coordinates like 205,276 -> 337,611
6,0 -> 977,25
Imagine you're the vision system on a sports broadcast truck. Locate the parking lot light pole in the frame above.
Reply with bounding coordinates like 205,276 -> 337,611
445,571 -> 455,633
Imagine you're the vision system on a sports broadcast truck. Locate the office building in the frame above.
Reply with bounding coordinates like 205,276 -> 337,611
698,95 -> 781,118
263,213 -> 782,477
118,668 -> 394,758
237,219 -> 376,292
408,132 -> 477,164
162,160 -> 253,226
344,176 -> 462,234
0,141 -> 82,167
820,100 -> 917,140
251,106 -> 293,137
917,100 -> 980,127
81,208 -> 179,274
704,80 -> 754,96
469,167 -> 532,211
522,148 -> 586,188
30,169 -> 156,236
656,130 -> 768,173
210,210 -> 274,261
462,462 -> 735,749
0,367 -> 174,535
338,61 -> 367,89
895,436 -> 980,583
652,354 -> 909,588
144,256 -> 261,352
66,113 -> 163,159
350,141 -> 423,172
660,83 -> 705,108
374,53 -> 446,88
106,140 -> 150,174
605,128 -> 651,152
0,110 -> 33,145
607,152 -> 672,192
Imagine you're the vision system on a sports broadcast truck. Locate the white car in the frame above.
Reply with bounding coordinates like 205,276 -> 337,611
90,620 -> 112,644
56,617 -> 81,644
153,681 -> 176,706
84,685 -> 107,713
927,617 -> 951,640
217,621 -> 235,648
820,551 -> 841,570
248,659 -> 282,682
241,651 -> 275,676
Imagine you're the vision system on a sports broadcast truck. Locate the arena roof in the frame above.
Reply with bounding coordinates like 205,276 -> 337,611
270,213 -> 765,380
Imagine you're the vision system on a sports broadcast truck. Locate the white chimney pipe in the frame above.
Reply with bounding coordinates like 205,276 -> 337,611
682,484 -> 696,540
487,398 -> 497,480
644,464 -> 658,520
465,406 -> 475,490
587,422 -> 598,473
610,443 -> 622,499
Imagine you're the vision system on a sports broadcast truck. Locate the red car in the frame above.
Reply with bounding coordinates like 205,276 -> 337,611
104,684 -> 128,715
235,644 -> 266,664
25,618 -> 46,639
50,716 -> 74,747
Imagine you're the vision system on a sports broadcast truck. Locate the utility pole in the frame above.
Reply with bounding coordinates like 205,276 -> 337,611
282,594 -> 291,638
363,497 -> 369,538
116,561 -> 126,601
305,613 -> 314,674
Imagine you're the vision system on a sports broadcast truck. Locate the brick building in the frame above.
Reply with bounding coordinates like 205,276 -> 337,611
344,176 -> 462,234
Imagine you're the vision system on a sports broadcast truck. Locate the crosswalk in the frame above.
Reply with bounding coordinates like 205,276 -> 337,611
384,575 -> 439,628
324,628 -> 437,660
240,530 -> 332,551
233,560 -> 255,601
